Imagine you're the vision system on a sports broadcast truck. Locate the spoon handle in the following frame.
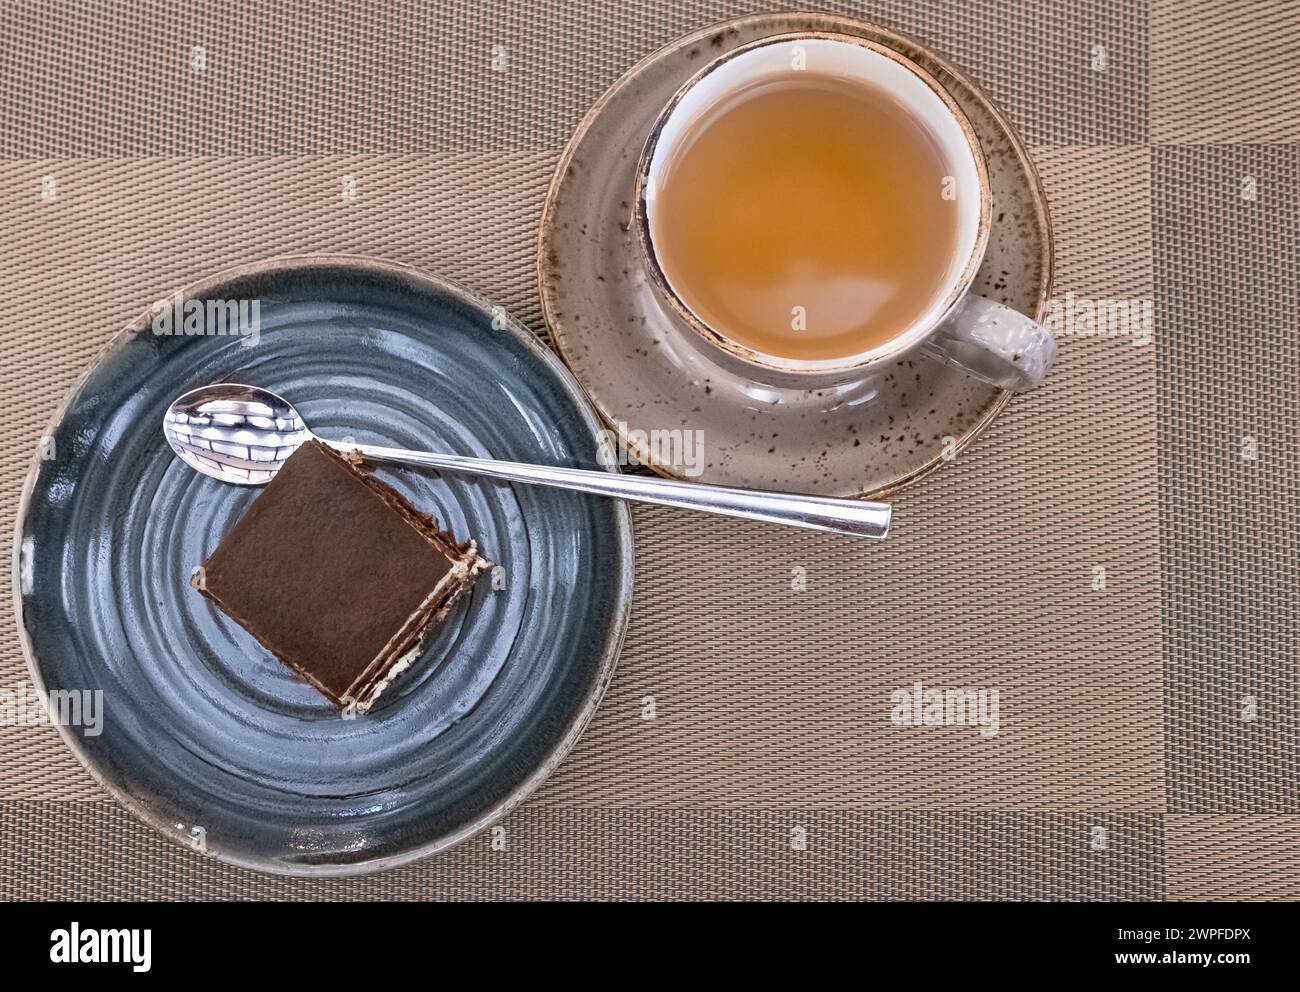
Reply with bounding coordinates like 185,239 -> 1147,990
337,442 -> 891,540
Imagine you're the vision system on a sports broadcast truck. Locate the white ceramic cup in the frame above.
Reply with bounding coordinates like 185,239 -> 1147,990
634,33 -> 1056,392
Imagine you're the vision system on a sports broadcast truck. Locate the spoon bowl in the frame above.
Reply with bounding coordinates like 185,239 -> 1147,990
164,383 -> 311,485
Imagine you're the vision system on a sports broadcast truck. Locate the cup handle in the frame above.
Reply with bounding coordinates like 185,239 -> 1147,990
922,294 -> 1057,392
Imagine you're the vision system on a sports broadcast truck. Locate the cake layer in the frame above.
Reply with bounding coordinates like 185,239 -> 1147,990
195,439 -> 489,707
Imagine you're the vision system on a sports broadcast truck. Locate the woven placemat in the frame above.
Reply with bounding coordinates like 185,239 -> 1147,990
0,0 -> 1296,900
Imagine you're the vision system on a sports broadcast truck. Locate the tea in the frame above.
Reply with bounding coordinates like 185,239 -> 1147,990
650,73 -> 961,362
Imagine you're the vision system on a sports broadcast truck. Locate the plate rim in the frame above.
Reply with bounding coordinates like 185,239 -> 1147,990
537,10 -> 1056,499
11,253 -> 636,877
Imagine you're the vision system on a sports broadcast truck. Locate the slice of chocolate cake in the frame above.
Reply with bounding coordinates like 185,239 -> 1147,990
194,439 -> 490,711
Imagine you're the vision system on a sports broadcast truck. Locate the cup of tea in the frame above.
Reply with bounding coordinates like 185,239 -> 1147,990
634,32 -> 1056,392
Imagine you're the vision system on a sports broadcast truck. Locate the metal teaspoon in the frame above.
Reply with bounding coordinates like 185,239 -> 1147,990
163,383 -> 891,539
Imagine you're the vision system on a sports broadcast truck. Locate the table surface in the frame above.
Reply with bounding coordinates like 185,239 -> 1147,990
0,0 -> 1296,900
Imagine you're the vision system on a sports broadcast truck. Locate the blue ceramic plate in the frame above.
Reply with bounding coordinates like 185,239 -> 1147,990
13,256 -> 634,876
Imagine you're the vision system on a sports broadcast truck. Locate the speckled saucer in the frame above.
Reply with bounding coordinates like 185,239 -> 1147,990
538,12 -> 1053,497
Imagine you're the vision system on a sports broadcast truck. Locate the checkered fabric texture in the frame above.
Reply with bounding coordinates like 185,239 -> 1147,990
0,0 -> 1296,900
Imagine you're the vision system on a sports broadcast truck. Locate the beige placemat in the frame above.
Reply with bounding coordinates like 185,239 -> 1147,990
0,0 -> 1295,900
